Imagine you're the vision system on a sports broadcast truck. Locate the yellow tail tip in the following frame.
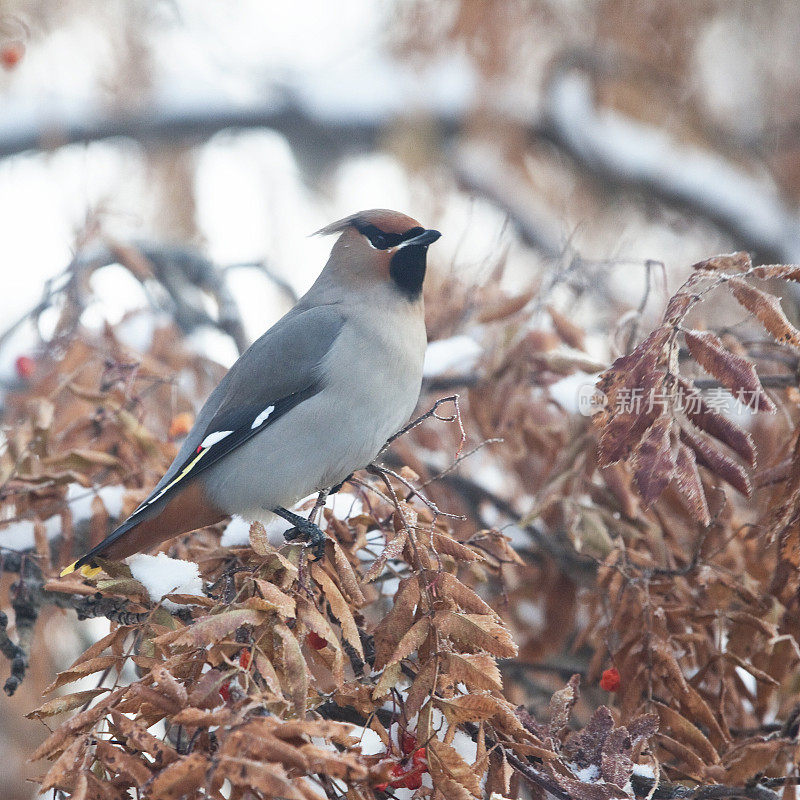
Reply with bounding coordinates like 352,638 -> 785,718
59,561 -> 102,578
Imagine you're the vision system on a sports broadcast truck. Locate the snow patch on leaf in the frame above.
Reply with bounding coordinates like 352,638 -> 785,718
127,553 -> 203,609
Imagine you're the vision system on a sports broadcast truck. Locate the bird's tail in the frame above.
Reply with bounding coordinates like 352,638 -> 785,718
59,518 -> 139,577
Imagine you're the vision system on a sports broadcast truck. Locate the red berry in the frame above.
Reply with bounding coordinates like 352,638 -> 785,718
238,649 -> 251,669
412,747 -> 426,766
219,681 -> 231,702
400,731 -> 417,755
403,772 -> 423,790
600,667 -> 621,692
391,763 -> 405,777
306,631 -> 327,650
0,41 -> 24,70
15,355 -> 35,379
375,783 -> 388,792
393,767 -> 423,790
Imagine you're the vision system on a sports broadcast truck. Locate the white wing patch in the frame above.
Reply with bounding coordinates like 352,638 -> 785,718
251,405 -> 275,429
200,430 -> 234,448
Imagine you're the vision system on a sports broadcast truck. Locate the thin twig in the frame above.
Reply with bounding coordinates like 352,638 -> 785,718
378,395 -> 463,457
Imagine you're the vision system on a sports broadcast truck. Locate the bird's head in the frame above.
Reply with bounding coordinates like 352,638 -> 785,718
315,209 -> 441,300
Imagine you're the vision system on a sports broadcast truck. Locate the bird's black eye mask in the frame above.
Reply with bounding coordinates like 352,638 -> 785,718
354,222 -> 425,250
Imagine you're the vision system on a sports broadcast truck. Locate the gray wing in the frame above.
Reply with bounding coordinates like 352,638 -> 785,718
146,303 -> 345,498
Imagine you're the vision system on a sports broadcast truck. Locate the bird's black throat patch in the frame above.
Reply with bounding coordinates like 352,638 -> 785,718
389,244 -> 428,300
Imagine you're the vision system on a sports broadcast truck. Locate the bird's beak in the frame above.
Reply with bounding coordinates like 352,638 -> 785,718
399,228 -> 441,248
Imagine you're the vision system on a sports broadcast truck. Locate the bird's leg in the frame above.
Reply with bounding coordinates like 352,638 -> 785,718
275,505 -> 327,559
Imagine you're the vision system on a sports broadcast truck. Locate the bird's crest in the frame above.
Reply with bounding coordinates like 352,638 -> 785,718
314,209 -> 422,237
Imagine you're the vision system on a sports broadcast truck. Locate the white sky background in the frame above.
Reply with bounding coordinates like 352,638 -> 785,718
0,0 -> 496,372
0,0 -> 758,380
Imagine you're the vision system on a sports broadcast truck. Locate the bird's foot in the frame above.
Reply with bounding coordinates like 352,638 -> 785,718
274,507 -> 327,559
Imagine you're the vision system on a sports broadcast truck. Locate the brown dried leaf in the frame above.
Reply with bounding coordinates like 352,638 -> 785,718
679,425 -> 751,496
372,662 -> 402,700
404,659 -> 438,721
171,707 -> 236,727
299,743 -> 367,781
373,577 -> 420,670
220,722 -> 310,771
684,328 -> 774,412
146,753 -> 208,800
547,305 -> 586,349
672,442 -> 711,525
187,668 -> 230,708
692,252 -> 752,272
332,542 -> 366,606
597,327 -> 669,418
214,757 -> 304,799
477,288 -> 536,323
655,733 -> 706,780
599,407 -> 660,466
427,571 -> 498,618
312,564 -> 364,660
600,727 -> 633,787
275,623 -> 308,716
751,264 -> 800,281
724,652 -> 779,687
248,520 -> 271,555
680,378 -> 755,466
728,276 -> 800,349
431,531 -> 479,562
42,449 -> 124,470
550,770 -> 622,800
44,655 -> 120,694
716,739 -> 783,784
632,416 -> 675,505
94,739 -> 152,785
429,738 -> 482,798
548,674 -> 581,741
664,292 -> 692,323
27,688 -> 109,719
159,608 -> 265,648
109,710 -> 179,766
442,653 -> 503,692
627,714 -> 659,749
437,693 -> 501,725
40,735 -> 87,793
389,617 -> 431,664
364,529 -> 407,582
151,664 -> 188,706
652,701 -> 718,764
30,687 -> 124,762
564,705 -> 613,767
434,611 -> 517,658
252,579 -> 296,617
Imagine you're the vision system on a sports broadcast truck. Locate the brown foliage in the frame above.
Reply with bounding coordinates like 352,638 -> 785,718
9,248 -> 800,799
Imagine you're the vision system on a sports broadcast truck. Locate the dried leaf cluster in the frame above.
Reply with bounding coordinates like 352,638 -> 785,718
6,249 -> 800,799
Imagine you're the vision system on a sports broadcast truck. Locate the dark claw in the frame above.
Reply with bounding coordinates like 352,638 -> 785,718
277,509 -> 326,559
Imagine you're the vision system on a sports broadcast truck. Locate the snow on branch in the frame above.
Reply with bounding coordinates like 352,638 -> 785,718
542,68 -> 800,262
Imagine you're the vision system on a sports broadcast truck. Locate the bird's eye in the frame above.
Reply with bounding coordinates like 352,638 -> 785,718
355,223 -> 402,250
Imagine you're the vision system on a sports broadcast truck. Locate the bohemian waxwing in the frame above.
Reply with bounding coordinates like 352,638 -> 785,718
62,209 -> 440,576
